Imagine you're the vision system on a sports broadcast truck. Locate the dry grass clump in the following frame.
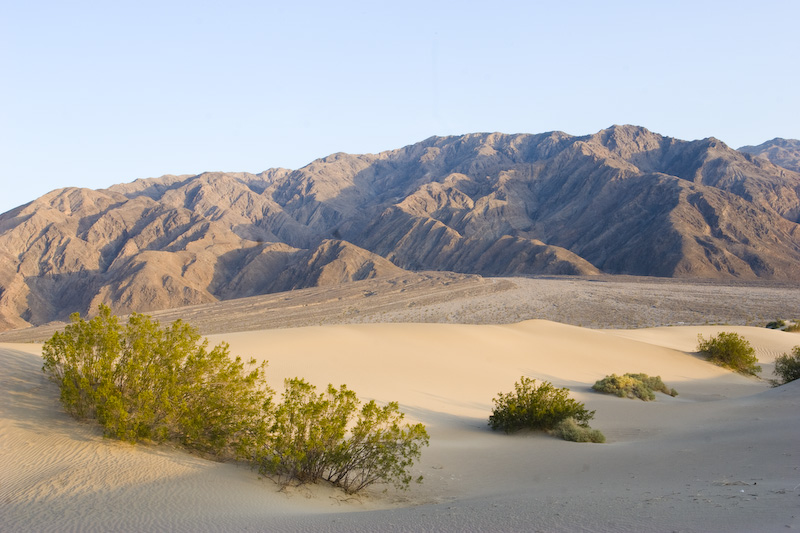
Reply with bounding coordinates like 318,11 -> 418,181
592,373 -> 678,401
551,418 -> 606,443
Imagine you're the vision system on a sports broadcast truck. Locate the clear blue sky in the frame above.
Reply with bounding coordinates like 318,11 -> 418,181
2,0 -> 799,214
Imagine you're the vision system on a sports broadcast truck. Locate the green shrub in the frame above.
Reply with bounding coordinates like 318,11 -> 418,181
42,306 -> 429,495
552,418 -> 606,443
696,332 -> 762,376
42,305 -> 273,457
258,378 -> 429,494
766,319 -> 786,329
786,322 -> 800,333
488,377 -> 595,433
592,373 -> 678,401
773,346 -> 800,386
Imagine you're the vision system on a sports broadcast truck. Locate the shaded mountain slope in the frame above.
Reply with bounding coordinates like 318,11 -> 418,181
0,182 -> 400,329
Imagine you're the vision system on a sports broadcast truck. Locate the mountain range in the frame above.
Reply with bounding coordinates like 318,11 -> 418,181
1,125 -> 799,331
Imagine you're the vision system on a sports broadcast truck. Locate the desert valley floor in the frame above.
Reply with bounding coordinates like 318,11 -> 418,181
1,275 -> 799,532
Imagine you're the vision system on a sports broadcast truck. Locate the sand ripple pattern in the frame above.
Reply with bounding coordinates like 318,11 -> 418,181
0,345 -> 342,533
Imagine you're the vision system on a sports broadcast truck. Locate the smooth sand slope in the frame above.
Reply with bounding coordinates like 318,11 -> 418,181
2,322 -> 799,532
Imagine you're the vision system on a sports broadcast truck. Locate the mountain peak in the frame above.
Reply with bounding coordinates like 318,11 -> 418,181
588,124 -> 663,149
738,138 -> 800,173
579,125 -> 672,170
740,138 -> 800,151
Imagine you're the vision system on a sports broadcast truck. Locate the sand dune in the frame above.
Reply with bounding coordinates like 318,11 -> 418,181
2,322 -> 799,532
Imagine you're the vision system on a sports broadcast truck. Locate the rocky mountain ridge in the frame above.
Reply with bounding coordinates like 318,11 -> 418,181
1,125 -> 799,331
739,138 -> 800,173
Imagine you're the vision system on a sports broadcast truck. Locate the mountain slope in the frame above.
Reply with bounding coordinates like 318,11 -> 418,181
0,181 -> 402,329
739,138 -> 800,174
1,126 -> 799,331
335,126 -> 800,278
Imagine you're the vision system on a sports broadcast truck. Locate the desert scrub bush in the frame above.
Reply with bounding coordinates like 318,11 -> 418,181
258,378 -> 429,494
41,305 -> 273,458
488,376 -> 595,433
786,321 -> 800,333
773,346 -> 800,386
592,373 -> 678,401
552,418 -> 606,443
42,306 -> 429,495
765,319 -> 786,330
696,332 -> 761,376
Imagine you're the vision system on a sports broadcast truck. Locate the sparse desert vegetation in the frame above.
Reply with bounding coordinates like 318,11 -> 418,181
592,373 -> 678,400
488,376 -> 602,442
41,305 -> 273,457
552,417 -> 606,443
4,308 -> 798,532
696,332 -> 762,376
257,378 -> 428,494
41,307 -> 428,494
773,346 -> 800,386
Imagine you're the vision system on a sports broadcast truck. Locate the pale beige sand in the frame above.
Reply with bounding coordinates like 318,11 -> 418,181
2,323 -> 799,532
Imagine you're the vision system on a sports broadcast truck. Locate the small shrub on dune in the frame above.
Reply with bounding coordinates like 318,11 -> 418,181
696,332 -> 761,376
552,418 -> 606,443
633,373 -> 679,398
592,373 -> 678,401
766,319 -> 786,330
488,377 -> 601,442
773,346 -> 800,386
258,378 -> 429,494
593,374 -> 653,401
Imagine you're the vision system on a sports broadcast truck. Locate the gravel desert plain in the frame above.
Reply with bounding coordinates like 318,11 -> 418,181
2,273 -> 800,532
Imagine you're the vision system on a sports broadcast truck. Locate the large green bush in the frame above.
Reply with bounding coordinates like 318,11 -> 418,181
696,332 -> 762,376
773,346 -> 800,386
42,305 -> 273,458
42,306 -> 429,494
592,373 -> 678,401
489,377 -> 596,434
258,378 -> 429,494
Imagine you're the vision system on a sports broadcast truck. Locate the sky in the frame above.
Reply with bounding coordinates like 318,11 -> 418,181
2,0 -> 799,214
